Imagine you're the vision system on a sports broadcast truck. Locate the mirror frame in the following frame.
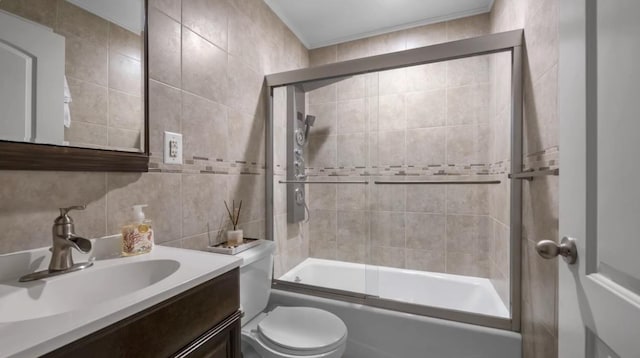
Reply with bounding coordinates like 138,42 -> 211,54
0,0 -> 149,172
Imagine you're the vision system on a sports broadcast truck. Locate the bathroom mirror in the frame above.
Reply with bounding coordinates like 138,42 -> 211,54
0,0 -> 149,171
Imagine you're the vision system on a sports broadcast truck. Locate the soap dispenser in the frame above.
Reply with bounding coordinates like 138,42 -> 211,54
121,204 -> 154,256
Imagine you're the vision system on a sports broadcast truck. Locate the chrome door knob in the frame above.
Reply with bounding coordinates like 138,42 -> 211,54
535,237 -> 577,264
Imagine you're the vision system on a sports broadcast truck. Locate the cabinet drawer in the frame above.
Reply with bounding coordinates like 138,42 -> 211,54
44,268 -> 239,358
173,311 -> 241,358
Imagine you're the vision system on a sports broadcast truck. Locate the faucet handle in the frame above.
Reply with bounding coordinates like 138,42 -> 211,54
59,205 -> 86,216
55,205 -> 86,225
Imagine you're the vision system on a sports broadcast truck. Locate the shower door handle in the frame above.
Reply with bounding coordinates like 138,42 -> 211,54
535,237 -> 577,264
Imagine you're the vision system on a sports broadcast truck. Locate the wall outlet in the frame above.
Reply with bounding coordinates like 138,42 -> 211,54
163,131 -> 183,164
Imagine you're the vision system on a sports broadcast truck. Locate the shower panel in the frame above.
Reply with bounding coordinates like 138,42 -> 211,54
286,85 -> 307,223
283,79 -> 336,223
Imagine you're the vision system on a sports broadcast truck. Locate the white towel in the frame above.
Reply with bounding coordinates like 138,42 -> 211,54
63,76 -> 72,128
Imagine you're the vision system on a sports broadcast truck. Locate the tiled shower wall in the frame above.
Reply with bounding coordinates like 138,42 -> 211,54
304,15 -> 512,302
0,0 -> 308,255
491,0 -> 560,357
304,54 -> 507,276
487,51 -> 513,307
0,0 -> 144,151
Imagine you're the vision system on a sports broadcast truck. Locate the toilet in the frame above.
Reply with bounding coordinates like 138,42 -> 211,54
236,240 -> 347,358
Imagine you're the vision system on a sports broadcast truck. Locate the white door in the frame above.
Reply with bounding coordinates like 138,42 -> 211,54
0,10 -> 64,145
559,0 -> 640,357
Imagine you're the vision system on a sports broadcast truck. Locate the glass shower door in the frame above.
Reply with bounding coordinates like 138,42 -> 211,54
367,51 -> 513,319
271,77 -> 377,298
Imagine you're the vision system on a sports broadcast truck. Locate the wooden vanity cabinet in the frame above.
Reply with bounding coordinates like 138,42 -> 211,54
44,268 -> 241,358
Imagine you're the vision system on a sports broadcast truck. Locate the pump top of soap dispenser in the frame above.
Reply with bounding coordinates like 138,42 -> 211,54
132,204 -> 148,223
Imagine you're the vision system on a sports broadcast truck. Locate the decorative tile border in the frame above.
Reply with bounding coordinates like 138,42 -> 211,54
149,146 -> 559,177
522,146 -> 559,172
304,163 -> 494,177
149,155 -> 266,175
298,148 -> 559,179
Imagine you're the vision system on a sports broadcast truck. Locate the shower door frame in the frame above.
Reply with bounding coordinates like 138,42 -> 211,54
265,29 -> 524,332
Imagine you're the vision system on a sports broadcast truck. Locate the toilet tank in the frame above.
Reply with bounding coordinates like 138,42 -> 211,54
235,240 -> 275,325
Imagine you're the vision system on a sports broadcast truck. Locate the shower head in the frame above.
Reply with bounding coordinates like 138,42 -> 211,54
302,114 -> 316,146
305,115 -> 316,127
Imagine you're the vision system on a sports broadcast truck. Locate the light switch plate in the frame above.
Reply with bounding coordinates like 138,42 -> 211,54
163,131 -> 183,164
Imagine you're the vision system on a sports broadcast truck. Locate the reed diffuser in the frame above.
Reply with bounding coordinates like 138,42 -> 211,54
224,200 -> 243,246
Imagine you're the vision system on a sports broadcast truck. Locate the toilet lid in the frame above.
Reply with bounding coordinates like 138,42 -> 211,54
257,306 -> 347,354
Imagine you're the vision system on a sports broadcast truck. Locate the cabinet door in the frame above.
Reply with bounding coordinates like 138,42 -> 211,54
44,269 -> 239,358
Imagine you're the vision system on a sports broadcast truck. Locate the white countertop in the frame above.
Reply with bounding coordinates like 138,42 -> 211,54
0,237 -> 241,357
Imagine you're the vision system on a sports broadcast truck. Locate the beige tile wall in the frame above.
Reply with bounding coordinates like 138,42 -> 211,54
488,50 -> 513,309
0,0 -> 144,151
490,0 -> 559,357
303,16 -> 515,284
304,175 -> 500,277
0,0 -> 309,256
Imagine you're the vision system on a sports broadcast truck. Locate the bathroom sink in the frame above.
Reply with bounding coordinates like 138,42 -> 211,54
0,259 -> 180,323
0,239 -> 242,357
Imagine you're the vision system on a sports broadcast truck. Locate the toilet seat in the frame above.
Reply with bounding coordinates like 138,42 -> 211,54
257,307 -> 347,355
242,306 -> 347,357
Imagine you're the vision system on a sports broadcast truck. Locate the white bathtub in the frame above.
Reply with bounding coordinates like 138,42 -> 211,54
279,258 -> 510,318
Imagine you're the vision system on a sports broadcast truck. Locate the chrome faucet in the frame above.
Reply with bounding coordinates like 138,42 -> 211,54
49,206 -> 93,271
19,205 -> 94,282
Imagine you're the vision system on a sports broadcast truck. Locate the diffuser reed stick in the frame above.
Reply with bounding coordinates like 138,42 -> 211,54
224,200 -> 243,230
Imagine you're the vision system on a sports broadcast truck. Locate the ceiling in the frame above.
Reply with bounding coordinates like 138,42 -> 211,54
67,0 -> 143,34
264,0 -> 495,49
